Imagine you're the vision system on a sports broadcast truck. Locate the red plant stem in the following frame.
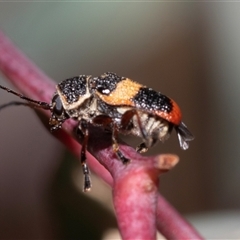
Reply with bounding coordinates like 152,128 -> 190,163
87,128 -> 161,239
157,194 -> 203,240
0,31 -> 113,186
0,33 -> 55,103
0,31 -> 204,240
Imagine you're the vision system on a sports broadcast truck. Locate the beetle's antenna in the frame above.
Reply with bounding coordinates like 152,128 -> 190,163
0,85 -> 50,110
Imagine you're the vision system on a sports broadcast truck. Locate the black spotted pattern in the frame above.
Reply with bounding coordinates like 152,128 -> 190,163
93,72 -> 125,95
58,75 -> 87,103
133,87 -> 172,113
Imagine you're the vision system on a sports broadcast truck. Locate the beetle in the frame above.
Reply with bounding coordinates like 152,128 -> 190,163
0,72 -> 194,191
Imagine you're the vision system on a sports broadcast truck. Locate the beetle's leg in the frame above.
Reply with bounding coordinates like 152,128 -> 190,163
136,137 -> 159,153
134,110 -> 149,142
92,115 -> 130,163
121,109 -> 152,153
120,109 -> 135,131
121,109 -> 148,139
136,142 -> 149,153
92,114 -> 130,163
77,120 -> 91,192
92,114 -> 113,126
112,124 -> 130,164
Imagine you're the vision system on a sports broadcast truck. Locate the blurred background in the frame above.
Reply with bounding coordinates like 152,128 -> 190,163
0,2 -> 240,239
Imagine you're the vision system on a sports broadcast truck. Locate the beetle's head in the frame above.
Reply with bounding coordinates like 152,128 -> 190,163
49,93 -> 69,131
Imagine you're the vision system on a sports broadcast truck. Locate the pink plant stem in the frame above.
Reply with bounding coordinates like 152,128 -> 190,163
0,32 -> 55,103
0,31 -> 113,186
157,194 -> 203,239
87,128 -> 162,239
0,31 -> 204,240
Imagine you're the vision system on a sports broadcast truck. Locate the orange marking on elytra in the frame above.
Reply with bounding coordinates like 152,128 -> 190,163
154,99 -> 182,125
96,78 -> 142,106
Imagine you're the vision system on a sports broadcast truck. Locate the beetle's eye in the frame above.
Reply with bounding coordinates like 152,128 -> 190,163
52,94 -> 63,116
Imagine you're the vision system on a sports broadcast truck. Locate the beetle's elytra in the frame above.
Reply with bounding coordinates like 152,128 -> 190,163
0,72 -> 194,191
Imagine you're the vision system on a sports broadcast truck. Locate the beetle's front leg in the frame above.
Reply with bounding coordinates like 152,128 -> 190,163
77,120 -> 91,192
